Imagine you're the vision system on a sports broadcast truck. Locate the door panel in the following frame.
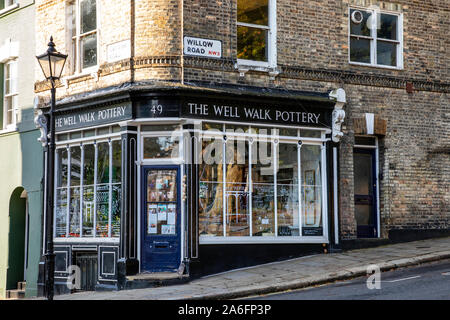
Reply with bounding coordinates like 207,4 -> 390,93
142,167 -> 181,272
353,149 -> 377,238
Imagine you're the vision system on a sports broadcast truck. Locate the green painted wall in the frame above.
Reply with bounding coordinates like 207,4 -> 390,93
0,1 -> 41,299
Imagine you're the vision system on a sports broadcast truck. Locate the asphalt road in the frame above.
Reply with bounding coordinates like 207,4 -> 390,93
249,259 -> 450,300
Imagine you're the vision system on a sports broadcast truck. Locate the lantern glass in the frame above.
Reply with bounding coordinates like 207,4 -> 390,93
37,52 -> 67,80
37,54 -> 52,80
49,53 -> 67,79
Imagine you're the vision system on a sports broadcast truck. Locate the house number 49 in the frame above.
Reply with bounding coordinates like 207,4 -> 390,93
151,105 -> 163,114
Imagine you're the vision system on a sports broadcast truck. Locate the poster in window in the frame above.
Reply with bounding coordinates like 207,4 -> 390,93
148,204 -> 158,234
167,204 -> 176,225
161,224 -> 176,235
157,204 -> 167,221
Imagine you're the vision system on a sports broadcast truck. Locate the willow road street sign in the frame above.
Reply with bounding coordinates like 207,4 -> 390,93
183,36 -> 222,58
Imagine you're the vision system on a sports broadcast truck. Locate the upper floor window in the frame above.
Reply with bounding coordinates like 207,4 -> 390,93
237,0 -> 276,68
349,7 -> 403,69
0,0 -> 17,11
2,60 -> 18,130
69,0 -> 98,74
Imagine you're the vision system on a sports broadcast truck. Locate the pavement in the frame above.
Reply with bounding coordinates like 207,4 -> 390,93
52,236 -> 450,300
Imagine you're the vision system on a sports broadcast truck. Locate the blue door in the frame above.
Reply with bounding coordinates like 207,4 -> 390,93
353,148 -> 378,238
141,166 -> 181,272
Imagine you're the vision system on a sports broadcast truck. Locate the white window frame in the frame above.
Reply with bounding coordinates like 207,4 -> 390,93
4,0 -> 17,7
140,130 -> 185,165
236,0 -> 277,69
70,0 -> 99,75
348,6 -> 403,70
198,123 -> 329,244
0,0 -> 19,15
54,127 -> 122,243
3,59 -> 18,131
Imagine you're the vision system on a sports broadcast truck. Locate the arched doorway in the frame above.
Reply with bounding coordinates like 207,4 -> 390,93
6,187 -> 28,291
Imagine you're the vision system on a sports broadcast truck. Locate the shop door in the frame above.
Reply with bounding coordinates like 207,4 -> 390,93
353,149 -> 378,238
141,166 -> 181,272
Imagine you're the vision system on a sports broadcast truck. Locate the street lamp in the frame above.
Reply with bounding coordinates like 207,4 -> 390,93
36,37 -> 67,301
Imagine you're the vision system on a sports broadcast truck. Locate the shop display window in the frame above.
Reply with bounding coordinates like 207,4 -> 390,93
55,138 -> 122,239
199,124 -> 325,240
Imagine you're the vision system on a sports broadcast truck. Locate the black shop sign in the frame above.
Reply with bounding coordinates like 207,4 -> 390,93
55,103 -> 132,132
181,100 -> 331,127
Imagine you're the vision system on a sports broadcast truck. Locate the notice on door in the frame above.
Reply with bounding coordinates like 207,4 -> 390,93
184,36 -> 222,58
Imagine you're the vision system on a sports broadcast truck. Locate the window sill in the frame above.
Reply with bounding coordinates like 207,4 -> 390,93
0,3 -> 20,16
54,237 -> 120,243
62,67 -> 99,87
200,236 -> 329,244
349,61 -> 404,71
235,60 -> 280,79
0,126 -> 18,135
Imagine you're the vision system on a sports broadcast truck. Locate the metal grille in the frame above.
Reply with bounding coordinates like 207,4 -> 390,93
74,252 -> 98,291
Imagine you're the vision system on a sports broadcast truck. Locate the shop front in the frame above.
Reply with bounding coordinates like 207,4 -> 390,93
43,86 -> 345,292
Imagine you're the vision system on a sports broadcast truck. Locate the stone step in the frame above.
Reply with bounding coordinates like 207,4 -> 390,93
123,272 -> 189,290
18,282 -> 26,291
6,289 -> 25,300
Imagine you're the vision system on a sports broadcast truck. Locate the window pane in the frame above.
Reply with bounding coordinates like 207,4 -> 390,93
252,141 -> 275,236
80,0 -> 97,34
378,14 -> 397,40
199,139 -> 224,237
300,130 -> 322,138
5,97 -> 13,125
301,145 -> 323,236
97,142 -> 110,184
350,9 -> 371,37
202,122 -> 223,132
225,139 -> 250,236
83,129 -> 96,137
237,26 -> 268,62
377,41 -> 397,67
81,33 -> 97,69
277,143 -> 299,237
112,140 -> 121,183
111,184 -> 121,237
143,136 -> 180,159
82,186 -> 94,237
97,126 -> 110,135
83,144 -> 95,185
96,184 -> 109,237
55,188 -> 68,238
68,146 -> 81,238
70,146 -> 81,186
69,187 -> 81,237
350,37 -> 371,64
57,148 -> 68,188
250,126 -> 273,135
225,124 -> 249,133
274,128 -> 298,137
82,144 -> 95,237
237,0 -> 268,26
353,153 -> 373,195
5,79 -> 11,95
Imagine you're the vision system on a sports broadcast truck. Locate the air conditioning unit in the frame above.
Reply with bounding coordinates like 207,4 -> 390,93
351,10 -> 364,24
